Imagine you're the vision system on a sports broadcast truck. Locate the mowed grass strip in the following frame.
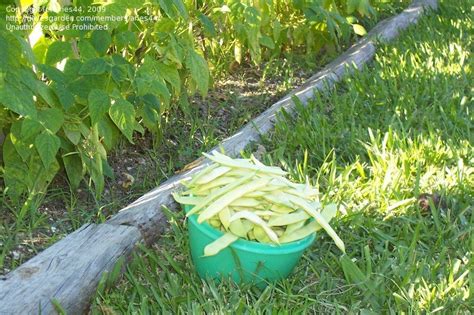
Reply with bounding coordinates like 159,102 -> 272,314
92,1 -> 473,313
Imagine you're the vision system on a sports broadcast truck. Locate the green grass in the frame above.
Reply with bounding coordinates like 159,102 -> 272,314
91,1 -> 473,313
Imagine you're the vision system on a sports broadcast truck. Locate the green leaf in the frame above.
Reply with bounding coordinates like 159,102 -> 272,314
111,65 -> 128,83
259,35 -> 275,49
115,31 -> 138,50
91,31 -> 112,55
45,41 -> 73,65
156,63 -> 181,94
68,75 -> 107,99
10,121 -> 35,162
186,50 -> 209,97
347,0 -> 359,14
339,254 -> 378,299
88,89 -> 110,125
15,34 -> 36,65
32,36 -> 49,65
142,105 -> 159,132
114,0 -> 142,9
27,150 -> 60,199
164,39 -> 184,67
99,2 -> 127,30
0,32 -> 23,70
35,81 -> 58,107
198,13 -> 216,37
3,136 -> 29,199
141,94 -> 161,131
111,54 -> 130,65
51,83 -> 75,110
78,40 -> 98,60
353,24 -> 367,36
172,0 -> 188,19
136,77 -> 170,105
325,14 -> 338,40
35,131 -> 61,168
37,64 -> 66,82
244,6 -> 261,25
246,27 -> 262,64
102,158 -> 115,179
143,93 -> 160,112
38,108 -> 64,133
154,18 -> 176,33
21,118 -> 43,140
63,123 -> 82,145
98,117 -> 120,150
63,151 -> 83,189
109,98 -> 136,143
0,76 -> 37,118
63,59 -> 83,81
111,55 -> 134,80
340,254 -> 367,284
157,0 -> 177,19
79,58 -> 107,75
358,0 -> 374,17
16,68 -> 57,107
134,121 -> 144,135
273,20 -> 282,42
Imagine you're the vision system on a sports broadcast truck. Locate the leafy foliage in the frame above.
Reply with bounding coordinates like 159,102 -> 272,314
0,0 -> 386,205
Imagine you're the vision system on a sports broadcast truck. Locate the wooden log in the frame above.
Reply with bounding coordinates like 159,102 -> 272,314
107,0 -> 438,243
0,224 -> 141,314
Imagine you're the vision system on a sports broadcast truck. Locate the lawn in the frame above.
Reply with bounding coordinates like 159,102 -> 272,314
92,0 -> 473,313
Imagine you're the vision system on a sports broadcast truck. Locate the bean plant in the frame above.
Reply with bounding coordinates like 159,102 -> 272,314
0,0 -> 383,210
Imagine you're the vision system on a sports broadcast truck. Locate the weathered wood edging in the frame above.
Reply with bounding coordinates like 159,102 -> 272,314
0,1 -> 438,313
0,224 -> 141,314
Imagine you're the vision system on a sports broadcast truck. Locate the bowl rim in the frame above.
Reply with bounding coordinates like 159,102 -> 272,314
184,204 -> 316,255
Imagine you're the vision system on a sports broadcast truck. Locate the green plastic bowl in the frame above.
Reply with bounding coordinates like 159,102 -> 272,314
184,204 -> 315,286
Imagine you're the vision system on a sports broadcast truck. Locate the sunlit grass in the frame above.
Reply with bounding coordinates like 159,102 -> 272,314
90,0 -> 472,312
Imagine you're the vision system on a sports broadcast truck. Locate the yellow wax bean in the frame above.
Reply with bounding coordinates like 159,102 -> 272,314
195,166 -> 232,185
204,233 -> 239,256
229,210 -> 279,244
172,194 -> 203,206
197,178 -> 270,223
287,195 -> 345,252
186,173 -> 254,216
268,211 -> 310,226
187,163 -> 218,186
204,151 -> 287,176
193,176 -> 236,194
218,207 -> 231,229
253,226 -> 272,243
